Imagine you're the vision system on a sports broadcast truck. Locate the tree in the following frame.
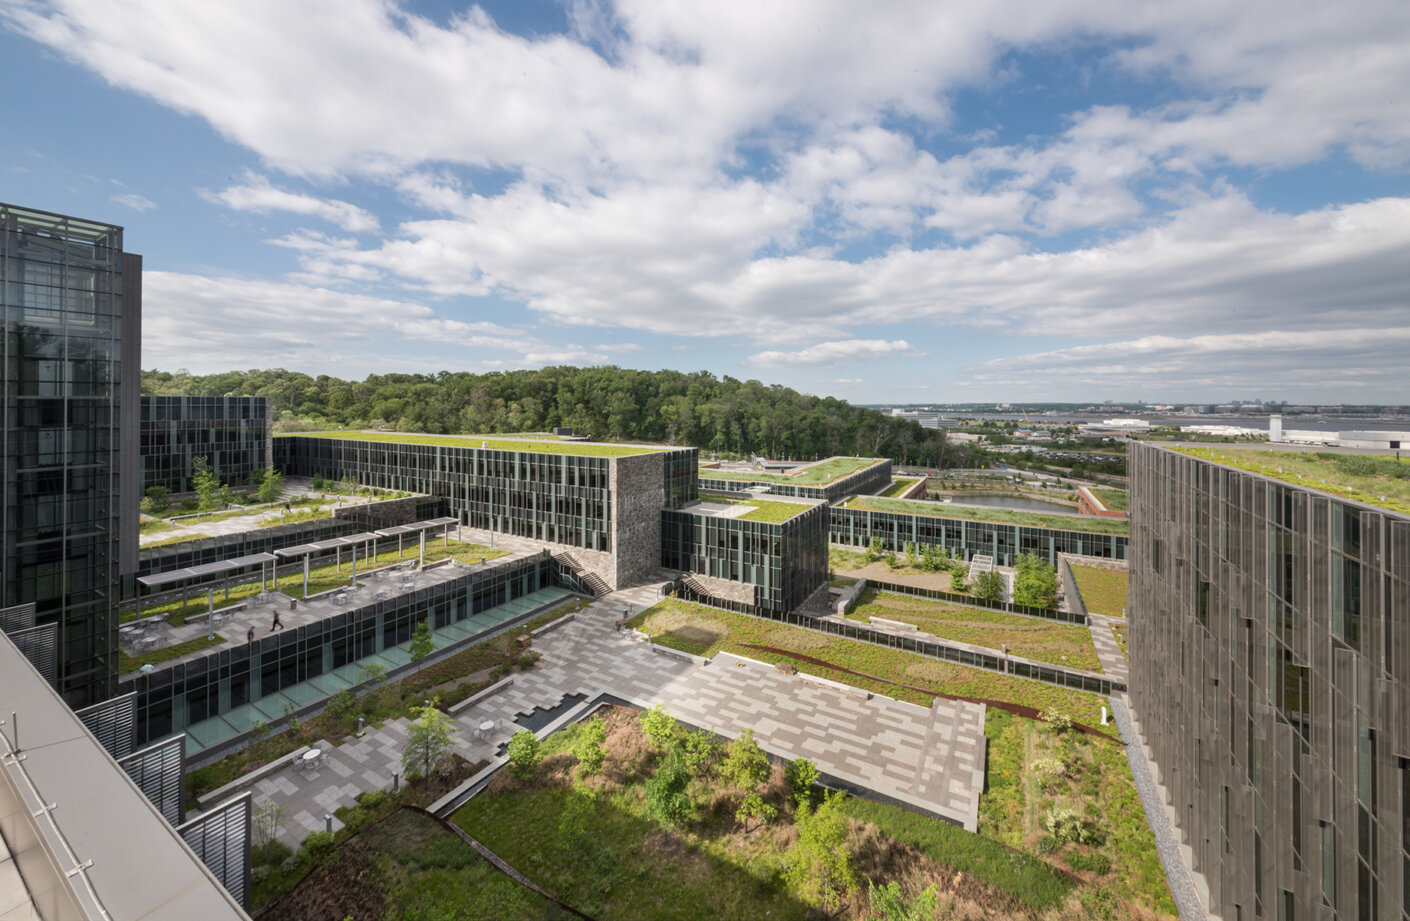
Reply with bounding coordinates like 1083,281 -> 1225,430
903,541 -> 918,567
141,485 -> 171,515
1013,552 -> 1058,608
949,568 -> 967,593
973,570 -> 1005,603
681,729 -> 719,776
252,801 -> 289,848
721,729 -> 770,792
864,536 -> 886,563
506,729 -> 541,779
357,662 -> 388,690
408,619 -> 434,662
402,702 -> 458,781
785,757 -> 820,808
258,468 -> 285,503
643,745 -> 692,829
191,455 -> 219,510
783,792 -> 857,913
734,790 -> 777,833
639,703 -> 676,751
572,714 -> 607,776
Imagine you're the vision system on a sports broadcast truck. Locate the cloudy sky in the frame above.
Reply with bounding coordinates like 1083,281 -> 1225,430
3,0 -> 1408,403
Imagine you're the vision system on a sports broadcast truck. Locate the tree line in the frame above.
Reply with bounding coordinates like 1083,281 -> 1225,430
142,366 -> 986,468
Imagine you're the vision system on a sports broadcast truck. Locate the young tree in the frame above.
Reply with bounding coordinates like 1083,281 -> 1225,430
1013,552 -> 1058,608
721,729 -> 770,793
974,570 -> 1005,603
402,702 -> 458,781
252,801 -> 289,848
257,468 -> 284,504
949,568 -> 967,593
357,662 -> 388,690
506,730 -> 541,779
572,714 -> 607,777
408,619 -> 434,662
864,537 -> 886,563
638,703 -> 676,751
681,729 -> 719,776
869,881 -> 941,921
643,745 -> 692,829
785,757 -> 820,808
783,792 -> 857,913
903,541 -> 918,567
734,790 -> 777,834
191,456 -> 219,510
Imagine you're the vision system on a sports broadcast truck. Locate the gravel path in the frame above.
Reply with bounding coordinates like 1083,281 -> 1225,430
1110,696 -> 1207,921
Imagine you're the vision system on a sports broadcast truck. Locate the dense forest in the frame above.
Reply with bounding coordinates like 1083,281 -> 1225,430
142,366 -> 985,468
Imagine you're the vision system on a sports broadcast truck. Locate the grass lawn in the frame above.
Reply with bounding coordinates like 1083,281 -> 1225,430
279,430 -> 665,457
1172,447 -> 1410,515
847,588 -> 1102,673
979,711 -> 1176,918
627,599 -> 1115,734
843,495 -> 1131,535
1091,487 -> 1128,511
879,477 -> 921,498
119,634 -> 225,672
453,706 -> 1112,919
123,540 -> 509,624
699,456 -> 884,487
139,518 -> 179,534
696,492 -> 810,523
1070,565 -> 1128,618
140,531 -> 207,548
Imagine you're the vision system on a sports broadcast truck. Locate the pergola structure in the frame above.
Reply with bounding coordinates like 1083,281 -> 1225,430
274,532 -> 381,598
135,552 -> 278,626
374,516 -> 458,567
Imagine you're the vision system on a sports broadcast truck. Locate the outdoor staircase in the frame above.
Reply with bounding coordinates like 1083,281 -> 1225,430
968,554 -> 995,583
553,553 -> 612,597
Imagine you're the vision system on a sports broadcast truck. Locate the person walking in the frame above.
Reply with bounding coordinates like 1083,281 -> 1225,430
271,609 -> 284,631
247,626 -> 255,644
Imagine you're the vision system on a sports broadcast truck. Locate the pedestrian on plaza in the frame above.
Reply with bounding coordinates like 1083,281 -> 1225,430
246,626 -> 255,644
271,609 -> 284,631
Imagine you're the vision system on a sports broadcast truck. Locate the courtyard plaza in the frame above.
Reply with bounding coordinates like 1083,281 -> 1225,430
216,582 -> 989,847
137,476 -> 391,547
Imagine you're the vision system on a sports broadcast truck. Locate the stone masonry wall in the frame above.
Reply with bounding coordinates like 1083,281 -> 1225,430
610,452 -> 666,590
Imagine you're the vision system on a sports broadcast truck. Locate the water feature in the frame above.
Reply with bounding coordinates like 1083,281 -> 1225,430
939,494 -> 1081,515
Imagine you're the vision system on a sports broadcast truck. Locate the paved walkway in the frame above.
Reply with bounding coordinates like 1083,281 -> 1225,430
240,584 -> 988,845
1087,613 -> 1129,685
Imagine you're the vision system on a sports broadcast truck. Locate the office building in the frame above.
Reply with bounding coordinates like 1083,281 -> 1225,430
141,394 -> 271,493
1,203 -> 141,705
1128,443 -> 1408,920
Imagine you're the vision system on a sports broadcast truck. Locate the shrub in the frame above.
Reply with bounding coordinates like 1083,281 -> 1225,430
506,730 -> 541,779
301,830 -> 336,861
323,689 -> 356,724
1040,707 -> 1074,733
638,704 -> 676,751
949,568 -> 967,592
785,757 -> 820,806
251,865 -> 272,885
572,715 -> 607,776
1030,757 -> 1068,791
1036,834 -> 1059,855
869,881 -> 940,921
142,485 -> 171,515
681,729 -> 718,776
515,652 -> 536,670
864,537 -> 885,562
279,855 -> 302,874
721,729 -> 770,793
179,498 -> 199,512
643,745 -> 692,829
973,570 -> 1005,603
1042,806 -> 1098,845
312,473 -> 326,489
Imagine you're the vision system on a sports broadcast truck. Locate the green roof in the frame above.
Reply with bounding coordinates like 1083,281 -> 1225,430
842,495 -> 1130,535
277,431 -> 669,457
698,456 -> 885,487
696,492 -> 812,523
1171,447 -> 1410,517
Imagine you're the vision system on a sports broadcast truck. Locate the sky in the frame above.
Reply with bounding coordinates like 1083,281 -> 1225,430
3,1 -> 1409,405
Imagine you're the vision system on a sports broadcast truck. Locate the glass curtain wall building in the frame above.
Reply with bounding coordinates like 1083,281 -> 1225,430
1128,443 -> 1409,921
141,395 -> 270,493
829,505 -> 1128,566
1,203 -> 141,705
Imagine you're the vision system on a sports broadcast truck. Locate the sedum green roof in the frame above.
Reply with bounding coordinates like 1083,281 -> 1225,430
696,492 -> 813,523
842,495 -> 1130,535
277,430 -> 670,457
698,456 -> 885,487
1171,447 -> 1410,517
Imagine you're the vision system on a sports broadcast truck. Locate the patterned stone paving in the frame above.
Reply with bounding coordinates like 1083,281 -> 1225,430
1086,613 -> 1129,685
238,581 -> 987,846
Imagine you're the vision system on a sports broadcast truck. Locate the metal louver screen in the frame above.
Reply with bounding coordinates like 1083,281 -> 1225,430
75,691 -> 136,760
118,734 -> 186,825
0,602 -> 36,633
9,623 -> 57,687
178,792 -> 252,909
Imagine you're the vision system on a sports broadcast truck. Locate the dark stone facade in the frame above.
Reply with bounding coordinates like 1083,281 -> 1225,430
1128,442 -> 1409,920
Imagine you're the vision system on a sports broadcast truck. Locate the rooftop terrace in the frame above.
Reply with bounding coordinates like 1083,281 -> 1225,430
698,455 -> 886,486
1171,447 -> 1410,516
842,494 -> 1130,535
691,492 -> 816,523
278,430 -> 674,457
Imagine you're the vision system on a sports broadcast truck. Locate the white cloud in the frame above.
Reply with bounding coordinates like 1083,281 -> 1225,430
958,328 -> 1410,400
206,172 -> 379,232
747,339 -> 920,368
112,192 -> 155,211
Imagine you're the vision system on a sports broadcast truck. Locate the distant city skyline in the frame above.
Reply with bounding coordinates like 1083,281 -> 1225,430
3,1 -> 1408,402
